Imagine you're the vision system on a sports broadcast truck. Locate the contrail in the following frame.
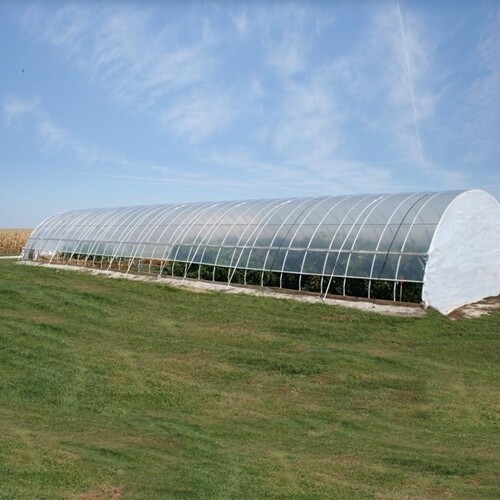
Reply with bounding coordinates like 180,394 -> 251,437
397,0 -> 424,164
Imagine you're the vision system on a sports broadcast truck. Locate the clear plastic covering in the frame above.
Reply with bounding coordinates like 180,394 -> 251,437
22,191 -> 464,288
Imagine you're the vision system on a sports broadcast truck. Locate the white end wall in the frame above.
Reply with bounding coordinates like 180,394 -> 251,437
423,190 -> 500,315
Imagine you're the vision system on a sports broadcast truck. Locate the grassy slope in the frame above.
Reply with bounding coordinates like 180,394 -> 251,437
0,260 -> 498,499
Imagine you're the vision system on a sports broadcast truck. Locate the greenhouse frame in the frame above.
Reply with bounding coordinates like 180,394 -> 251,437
21,189 -> 500,314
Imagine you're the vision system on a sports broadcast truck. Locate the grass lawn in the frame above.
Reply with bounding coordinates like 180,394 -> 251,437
0,259 -> 499,499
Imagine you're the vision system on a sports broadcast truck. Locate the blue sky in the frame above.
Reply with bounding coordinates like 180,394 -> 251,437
1,0 -> 499,227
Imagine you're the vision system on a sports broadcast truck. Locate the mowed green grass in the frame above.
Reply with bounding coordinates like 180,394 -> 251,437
0,260 -> 498,499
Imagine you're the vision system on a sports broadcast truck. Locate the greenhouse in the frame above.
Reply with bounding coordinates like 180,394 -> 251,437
21,189 -> 500,314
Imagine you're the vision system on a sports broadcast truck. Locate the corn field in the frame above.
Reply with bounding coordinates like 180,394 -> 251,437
0,229 -> 31,255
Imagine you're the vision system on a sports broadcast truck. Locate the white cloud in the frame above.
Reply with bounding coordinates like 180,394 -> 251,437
463,10 -> 500,161
3,96 -> 292,192
17,2 -> 244,144
19,3 -> 216,107
3,97 -> 71,154
203,144 -> 395,196
10,1 -> 481,198
196,5 -> 396,195
69,170 -> 267,191
3,96 -> 152,169
330,3 -> 436,165
256,4 -> 326,77
37,120 -> 68,151
161,89 -> 235,143
270,77 -> 339,162
366,4 -> 435,163
3,96 -> 40,127
266,37 -> 306,77
230,10 -> 248,36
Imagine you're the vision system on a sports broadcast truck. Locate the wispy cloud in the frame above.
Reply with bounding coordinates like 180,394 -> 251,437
203,142 -> 394,196
367,4 -> 435,163
270,78 -> 339,162
8,2 -> 484,199
3,96 -> 163,170
18,2 -> 232,142
4,95 -> 326,194
20,4 -> 215,107
330,4 -> 435,163
250,3 -> 332,77
230,10 -> 248,36
463,9 -> 500,162
161,88 -> 235,143
3,96 -> 39,127
396,0 -> 423,163
198,5 -> 395,195
67,170 -> 290,191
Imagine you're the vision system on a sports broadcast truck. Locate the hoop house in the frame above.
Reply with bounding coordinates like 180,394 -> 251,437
21,189 -> 500,314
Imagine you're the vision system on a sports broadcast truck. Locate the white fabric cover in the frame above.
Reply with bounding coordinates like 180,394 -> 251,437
423,190 -> 500,314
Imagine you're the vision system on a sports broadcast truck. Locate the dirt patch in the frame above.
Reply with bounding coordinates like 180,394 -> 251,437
448,296 -> 500,320
179,286 -> 209,294
71,282 -> 107,293
0,310 -> 62,325
322,313 -> 358,322
77,485 -> 122,500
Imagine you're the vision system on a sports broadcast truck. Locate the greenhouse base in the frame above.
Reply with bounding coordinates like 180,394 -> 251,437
19,260 -> 426,317
28,253 -> 424,305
